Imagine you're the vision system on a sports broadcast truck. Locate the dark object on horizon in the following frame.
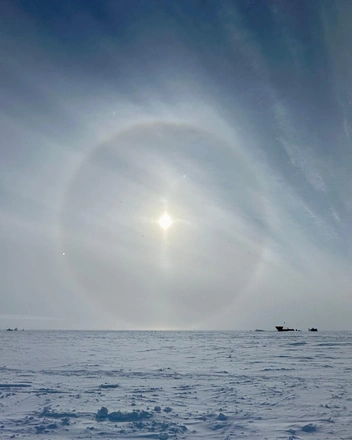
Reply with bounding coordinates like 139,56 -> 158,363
6,327 -> 18,331
275,325 -> 297,332
308,328 -> 318,332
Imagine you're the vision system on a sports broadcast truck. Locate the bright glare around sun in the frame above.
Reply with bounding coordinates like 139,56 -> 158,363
158,213 -> 173,230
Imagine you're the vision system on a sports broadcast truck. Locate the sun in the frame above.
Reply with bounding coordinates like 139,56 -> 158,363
158,213 -> 173,230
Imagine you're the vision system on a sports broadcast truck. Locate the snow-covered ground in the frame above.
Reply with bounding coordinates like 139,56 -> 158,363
0,330 -> 351,439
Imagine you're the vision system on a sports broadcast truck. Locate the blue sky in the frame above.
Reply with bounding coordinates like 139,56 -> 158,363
1,0 -> 352,330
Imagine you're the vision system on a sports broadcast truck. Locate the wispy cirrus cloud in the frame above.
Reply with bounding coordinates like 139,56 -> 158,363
1,0 -> 352,330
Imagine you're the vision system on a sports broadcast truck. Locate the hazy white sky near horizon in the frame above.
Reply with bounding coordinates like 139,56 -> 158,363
1,0 -> 352,330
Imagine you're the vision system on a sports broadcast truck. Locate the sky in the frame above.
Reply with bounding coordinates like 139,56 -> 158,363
1,0 -> 352,330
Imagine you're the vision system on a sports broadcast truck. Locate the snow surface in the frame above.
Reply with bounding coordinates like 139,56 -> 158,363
0,330 -> 352,439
